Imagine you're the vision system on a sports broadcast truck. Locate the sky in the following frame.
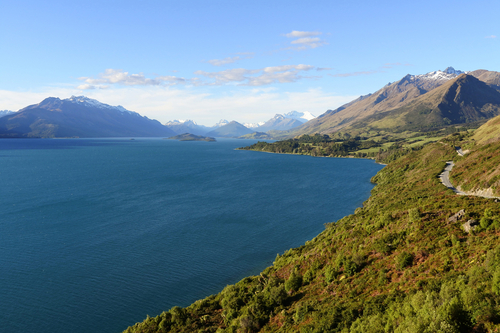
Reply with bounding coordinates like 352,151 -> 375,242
1,0 -> 499,126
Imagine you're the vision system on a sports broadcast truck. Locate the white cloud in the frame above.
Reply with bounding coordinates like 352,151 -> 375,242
77,69 -> 186,89
194,68 -> 260,84
285,31 -> 327,50
285,31 -> 321,38
485,35 -> 497,39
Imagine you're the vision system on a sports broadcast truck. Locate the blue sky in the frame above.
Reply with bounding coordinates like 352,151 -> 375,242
1,0 -> 499,126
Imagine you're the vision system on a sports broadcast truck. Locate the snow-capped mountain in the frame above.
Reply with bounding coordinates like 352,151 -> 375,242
256,114 -> 304,132
164,119 -> 213,136
213,119 -> 229,128
413,66 -> 468,82
66,96 -> 137,115
165,119 -> 197,126
244,122 -> 265,129
0,96 -> 176,138
283,111 -> 316,123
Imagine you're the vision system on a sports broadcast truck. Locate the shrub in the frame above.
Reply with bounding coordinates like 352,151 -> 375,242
325,266 -> 339,283
396,251 -> 414,270
344,259 -> 360,277
492,268 -> 500,295
285,270 -> 303,292
408,208 -> 421,223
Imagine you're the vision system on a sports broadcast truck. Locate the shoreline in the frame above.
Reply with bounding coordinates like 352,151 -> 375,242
237,148 -> 387,165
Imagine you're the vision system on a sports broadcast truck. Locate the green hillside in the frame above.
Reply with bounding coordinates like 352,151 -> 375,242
123,129 -> 500,332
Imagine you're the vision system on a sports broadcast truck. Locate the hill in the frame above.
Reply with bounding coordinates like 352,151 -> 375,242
471,112 -> 500,144
0,96 -> 176,138
205,121 -> 254,138
123,127 -> 500,332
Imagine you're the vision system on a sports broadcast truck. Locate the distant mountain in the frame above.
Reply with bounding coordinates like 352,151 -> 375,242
257,114 -> 305,132
0,96 -> 176,138
165,119 -> 212,136
288,67 -> 500,135
244,122 -> 265,129
213,119 -> 229,128
0,110 -> 15,118
205,121 -> 254,138
283,111 -> 316,123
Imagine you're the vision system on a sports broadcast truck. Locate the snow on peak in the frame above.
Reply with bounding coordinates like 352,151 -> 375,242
166,119 -> 187,125
166,119 -> 198,126
244,122 -> 264,128
414,67 -> 468,82
65,96 -> 137,115
213,119 -> 229,127
283,110 -> 316,122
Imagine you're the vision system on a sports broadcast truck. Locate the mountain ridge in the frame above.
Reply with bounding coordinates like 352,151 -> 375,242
284,68 -> 500,136
0,96 -> 176,138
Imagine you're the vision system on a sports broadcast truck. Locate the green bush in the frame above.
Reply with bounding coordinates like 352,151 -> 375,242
285,270 -> 303,292
325,266 -> 338,283
396,251 -> 414,270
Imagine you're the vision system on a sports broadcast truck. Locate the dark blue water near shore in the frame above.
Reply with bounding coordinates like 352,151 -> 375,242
0,138 -> 383,333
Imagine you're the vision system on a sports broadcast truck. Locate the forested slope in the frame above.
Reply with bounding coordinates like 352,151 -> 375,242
123,136 -> 500,333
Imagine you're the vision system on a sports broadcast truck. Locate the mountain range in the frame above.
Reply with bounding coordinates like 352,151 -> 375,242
2,67 -> 500,139
164,111 -> 316,137
284,67 -> 500,137
0,96 -> 176,138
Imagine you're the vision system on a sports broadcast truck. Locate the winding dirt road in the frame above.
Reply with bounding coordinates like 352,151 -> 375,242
438,161 -> 467,195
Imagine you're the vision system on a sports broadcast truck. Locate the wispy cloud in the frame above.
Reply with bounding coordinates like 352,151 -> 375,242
330,63 -> 412,78
194,64 -> 316,86
77,69 -> 187,89
285,30 -> 327,50
207,56 -> 241,66
207,53 -> 254,67
381,62 -> 412,69
329,71 -> 379,78
285,31 -> 321,38
485,35 -> 497,39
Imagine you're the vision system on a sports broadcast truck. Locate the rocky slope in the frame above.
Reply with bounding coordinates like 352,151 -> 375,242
288,68 -> 500,136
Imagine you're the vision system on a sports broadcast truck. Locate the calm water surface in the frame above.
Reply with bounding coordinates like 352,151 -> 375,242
0,138 -> 383,333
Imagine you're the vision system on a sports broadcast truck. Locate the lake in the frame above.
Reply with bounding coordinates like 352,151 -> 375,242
0,138 -> 383,333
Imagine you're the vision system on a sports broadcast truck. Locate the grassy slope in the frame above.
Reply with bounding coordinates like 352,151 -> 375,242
451,141 -> 500,197
123,138 -> 500,333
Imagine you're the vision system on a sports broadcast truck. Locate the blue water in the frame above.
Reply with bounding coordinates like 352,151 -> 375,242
0,138 -> 383,333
